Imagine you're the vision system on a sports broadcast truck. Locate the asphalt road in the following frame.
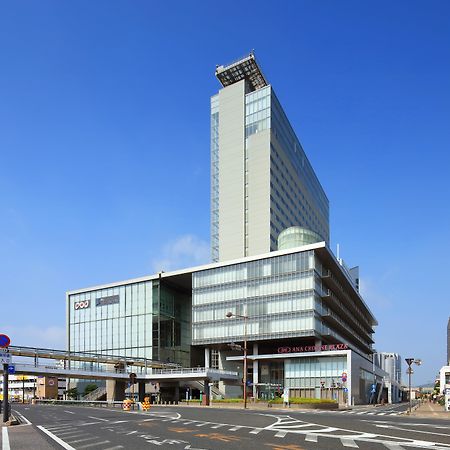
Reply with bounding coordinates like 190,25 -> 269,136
1,403 -> 449,450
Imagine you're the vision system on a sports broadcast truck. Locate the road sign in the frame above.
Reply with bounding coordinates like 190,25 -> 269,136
0,334 -> 10,348
0,350 -> 11,364
7,365 -> 15,375
343,387 -> 348,393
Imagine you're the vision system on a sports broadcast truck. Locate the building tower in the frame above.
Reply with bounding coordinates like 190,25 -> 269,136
211,53 -> 330,262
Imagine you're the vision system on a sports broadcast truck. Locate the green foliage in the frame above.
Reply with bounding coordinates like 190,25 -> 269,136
84,384 -> 99,396
212,398 -> 244,403
269,397 -> 337,404
67,388 -> 79,399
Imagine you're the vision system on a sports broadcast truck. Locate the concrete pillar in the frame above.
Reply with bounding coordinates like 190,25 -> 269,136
202,379 -> 210,406
138,382 -> 146,402
106,380 -> 126,401
253,343 -> 259,399
204,348 -> 210,369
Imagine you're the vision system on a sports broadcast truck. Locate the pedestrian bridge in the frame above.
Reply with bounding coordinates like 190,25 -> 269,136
1,362 -> 238,382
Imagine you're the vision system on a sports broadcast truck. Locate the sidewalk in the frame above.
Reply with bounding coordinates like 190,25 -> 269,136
409,401 -> 449,419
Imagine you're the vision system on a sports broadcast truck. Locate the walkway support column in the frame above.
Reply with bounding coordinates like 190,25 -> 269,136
138,382 -> 146,402
253,343 -> 259,399
106,380 -> 126,402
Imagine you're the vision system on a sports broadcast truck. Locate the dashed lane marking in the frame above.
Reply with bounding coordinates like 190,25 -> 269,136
305,434 -> 318,442
78,441 -> 110,449
66,437 -> 98,444
249,428 -> 263,434
275,431 -> 287,438
64,410 -> 76,414
87,416 -> 109,422
341,438 -> 359,447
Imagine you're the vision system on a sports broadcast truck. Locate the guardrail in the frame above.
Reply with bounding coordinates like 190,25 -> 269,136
33,399 -> 181,408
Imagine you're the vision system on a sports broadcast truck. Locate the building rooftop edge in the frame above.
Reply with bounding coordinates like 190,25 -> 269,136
66,242 -> 377,326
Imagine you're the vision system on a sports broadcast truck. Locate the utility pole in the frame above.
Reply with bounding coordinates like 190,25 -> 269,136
226,311 -> 249,409
405,357 -> 422,414
2,363 -> 9,422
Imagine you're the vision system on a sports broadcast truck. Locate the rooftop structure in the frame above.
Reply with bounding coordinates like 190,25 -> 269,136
211,53 -> 329,262
215,53 -> 268,91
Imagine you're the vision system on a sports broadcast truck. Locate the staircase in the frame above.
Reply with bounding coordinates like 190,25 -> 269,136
83,386 -> 107,401
190,380 -> 225,399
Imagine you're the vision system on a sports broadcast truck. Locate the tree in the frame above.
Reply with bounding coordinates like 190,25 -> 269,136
67,387 -> 79,400
84,384 -> 99,396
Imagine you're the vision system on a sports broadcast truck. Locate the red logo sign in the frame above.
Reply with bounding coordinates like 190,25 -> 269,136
74,300 -> 90,310
277,343 -> 348,354
0,334 -> 10,348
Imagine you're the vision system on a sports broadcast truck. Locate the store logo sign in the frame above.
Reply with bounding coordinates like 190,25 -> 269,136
96,294 -> 120,307
74,300 -> 90,310
277,343 -> 348,354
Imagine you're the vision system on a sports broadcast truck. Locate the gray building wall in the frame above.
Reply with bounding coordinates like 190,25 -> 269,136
217,80 -> 247,262
212,61 -> 329,262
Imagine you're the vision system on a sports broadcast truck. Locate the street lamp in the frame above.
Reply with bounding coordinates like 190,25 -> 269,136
405,358 -> 422,414
226,311 -> 248,409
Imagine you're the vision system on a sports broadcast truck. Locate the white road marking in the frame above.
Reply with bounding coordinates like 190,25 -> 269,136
126,430 -> 138,435
12,411 -> 32,425
210,424 -> 224,429
375,424 -> 450,438
37,426 -> 76,450
275,431 -> 287,437
103,447 -> 124,450
79,421 -> 105,426
87,416 -> 109,421
66,437 -> 98,444
341,438 -> 359,447
2,427 -> 11,450
249,428 -> 263,434
64,410 -> 76,414
110,420 -> 128,424
195,422 -> 210,427
228,426 -> 243,431
305,434 -> 318,442
57,431 -> 85,437
78,441 -> 110,449
383,444 -> 404,450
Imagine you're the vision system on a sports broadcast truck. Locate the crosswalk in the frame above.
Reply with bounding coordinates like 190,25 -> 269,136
33,410 -> 447,450
305,408 -> 404,416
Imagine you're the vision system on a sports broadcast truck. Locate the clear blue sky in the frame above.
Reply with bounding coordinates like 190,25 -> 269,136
1,1 -> 449,385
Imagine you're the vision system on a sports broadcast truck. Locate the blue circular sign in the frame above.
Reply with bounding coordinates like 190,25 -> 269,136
0,334 -> 11,348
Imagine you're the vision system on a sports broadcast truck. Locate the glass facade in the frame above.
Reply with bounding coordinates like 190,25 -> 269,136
210,95 -> 220,262
285,356 -> 347,389
69,281 -> 153,359
192,251 -> 317,344
69,279 -> 191,367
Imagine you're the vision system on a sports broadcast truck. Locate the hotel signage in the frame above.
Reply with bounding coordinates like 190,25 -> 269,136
277,343 -> 348,354
96,295 -> 120,307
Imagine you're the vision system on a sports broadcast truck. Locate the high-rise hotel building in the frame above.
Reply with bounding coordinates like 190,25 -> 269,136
67,54 -> 386,405
211,53 -> 329,262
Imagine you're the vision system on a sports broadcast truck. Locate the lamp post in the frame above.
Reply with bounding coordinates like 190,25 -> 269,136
405,358 -> 422,414
226,311 -> 248,409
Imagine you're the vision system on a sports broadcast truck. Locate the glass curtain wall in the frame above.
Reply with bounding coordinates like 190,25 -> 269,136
68,281 -> 153,360
192,251 -> 317,344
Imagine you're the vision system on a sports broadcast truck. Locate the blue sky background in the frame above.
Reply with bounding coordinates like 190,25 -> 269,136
1,0 -> 449,385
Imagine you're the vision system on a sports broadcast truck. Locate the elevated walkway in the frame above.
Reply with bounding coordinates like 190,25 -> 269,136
0,362 -> 238,383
